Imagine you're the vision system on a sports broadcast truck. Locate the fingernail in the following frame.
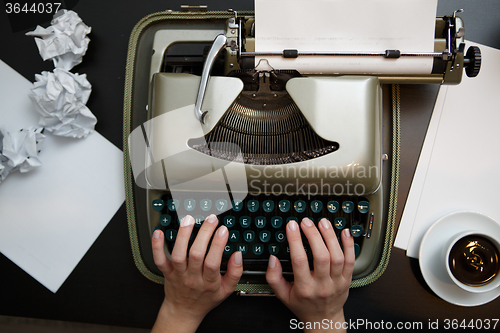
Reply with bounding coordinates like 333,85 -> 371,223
234,251 -> 242,266
288,220 -> 298,231
343,228 -> 352,238
217,225 -> 228,237
320,218 -> 331,229
181,215 -> 194,227
206,214 -> 218,224
302,218 -> 313,227
268,255 -> 277,269
153,229 -> 161,240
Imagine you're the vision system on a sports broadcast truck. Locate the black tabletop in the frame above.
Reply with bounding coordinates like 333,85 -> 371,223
1,0 -> 499,332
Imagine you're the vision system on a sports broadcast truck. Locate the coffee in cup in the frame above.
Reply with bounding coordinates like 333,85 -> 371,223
445,231 -> 500,293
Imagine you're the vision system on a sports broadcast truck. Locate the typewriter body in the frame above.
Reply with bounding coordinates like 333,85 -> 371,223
126,6 -> 480,285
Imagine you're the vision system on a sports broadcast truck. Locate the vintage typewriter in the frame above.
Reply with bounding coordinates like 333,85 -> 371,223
124,6 -> 481,288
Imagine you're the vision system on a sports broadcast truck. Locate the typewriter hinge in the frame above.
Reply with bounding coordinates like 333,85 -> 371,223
180,5 -> 208,13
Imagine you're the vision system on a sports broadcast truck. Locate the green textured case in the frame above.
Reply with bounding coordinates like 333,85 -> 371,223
122,10 -> 400,291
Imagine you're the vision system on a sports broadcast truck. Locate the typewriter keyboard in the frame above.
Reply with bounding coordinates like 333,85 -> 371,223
152,194 -> 371,272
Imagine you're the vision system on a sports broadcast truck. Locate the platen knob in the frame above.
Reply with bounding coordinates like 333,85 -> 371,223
465,46 -> 481,78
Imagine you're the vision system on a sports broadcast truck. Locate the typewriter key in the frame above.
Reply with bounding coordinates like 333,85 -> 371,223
342,201 -> 354,214
247,200 -> 259,213
216,199 -> 228,212
294,200 -> 306,213
184,199 -> 196,211
263,200 -> 274,212
311,200 -> 323,213
152,199 -> 164,211
167,199 -> 179,211
200,199 -> 212,211
271,216 -> 283,228
223,216 -> 236,228
229,230 -> 240,242
279,200 -> 290,213
159,214 -> 171,227
232,200 -> 243,212
358,201 -> 369,214
327,200 -> 339,213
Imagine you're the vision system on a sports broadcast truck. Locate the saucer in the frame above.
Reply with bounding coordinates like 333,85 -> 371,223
419,211 -> 500,306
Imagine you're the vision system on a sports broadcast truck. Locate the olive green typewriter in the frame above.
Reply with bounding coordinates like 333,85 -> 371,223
123,6 -> 480,291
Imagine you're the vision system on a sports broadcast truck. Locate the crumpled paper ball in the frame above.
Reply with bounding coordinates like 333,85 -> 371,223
0,127 -> 45,183
29,68 -> 97,138
26,10 -> 91,71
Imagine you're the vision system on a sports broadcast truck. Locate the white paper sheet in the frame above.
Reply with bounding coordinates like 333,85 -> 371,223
394,42 -> 500,258
0,59 -> 124,292
392,87 -> 447,249
255,0 -> 437,74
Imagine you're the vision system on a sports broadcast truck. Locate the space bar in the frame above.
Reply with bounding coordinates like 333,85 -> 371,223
242,259 -> 292,272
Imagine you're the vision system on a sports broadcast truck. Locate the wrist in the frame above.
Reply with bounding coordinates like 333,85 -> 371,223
302,309 -> 346,333
152,300 -> 205,333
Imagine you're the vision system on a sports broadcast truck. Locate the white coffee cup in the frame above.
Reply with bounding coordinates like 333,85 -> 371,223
445,230 -> 500,293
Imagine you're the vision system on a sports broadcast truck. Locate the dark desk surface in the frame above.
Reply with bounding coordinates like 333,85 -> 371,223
1,0 -> 499,331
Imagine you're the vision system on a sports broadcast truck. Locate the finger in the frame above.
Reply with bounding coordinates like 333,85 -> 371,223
286,220 -> 312,283
221,251 -> 243,295
169,215 -> 195,272
300,218 -> 331,278
152,229 -> 173,275
340,228 -> 355,280
265,255 -> 292,301
318,218 -> 345,277
203,225 -> 228,283
188,214 -> 219,274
